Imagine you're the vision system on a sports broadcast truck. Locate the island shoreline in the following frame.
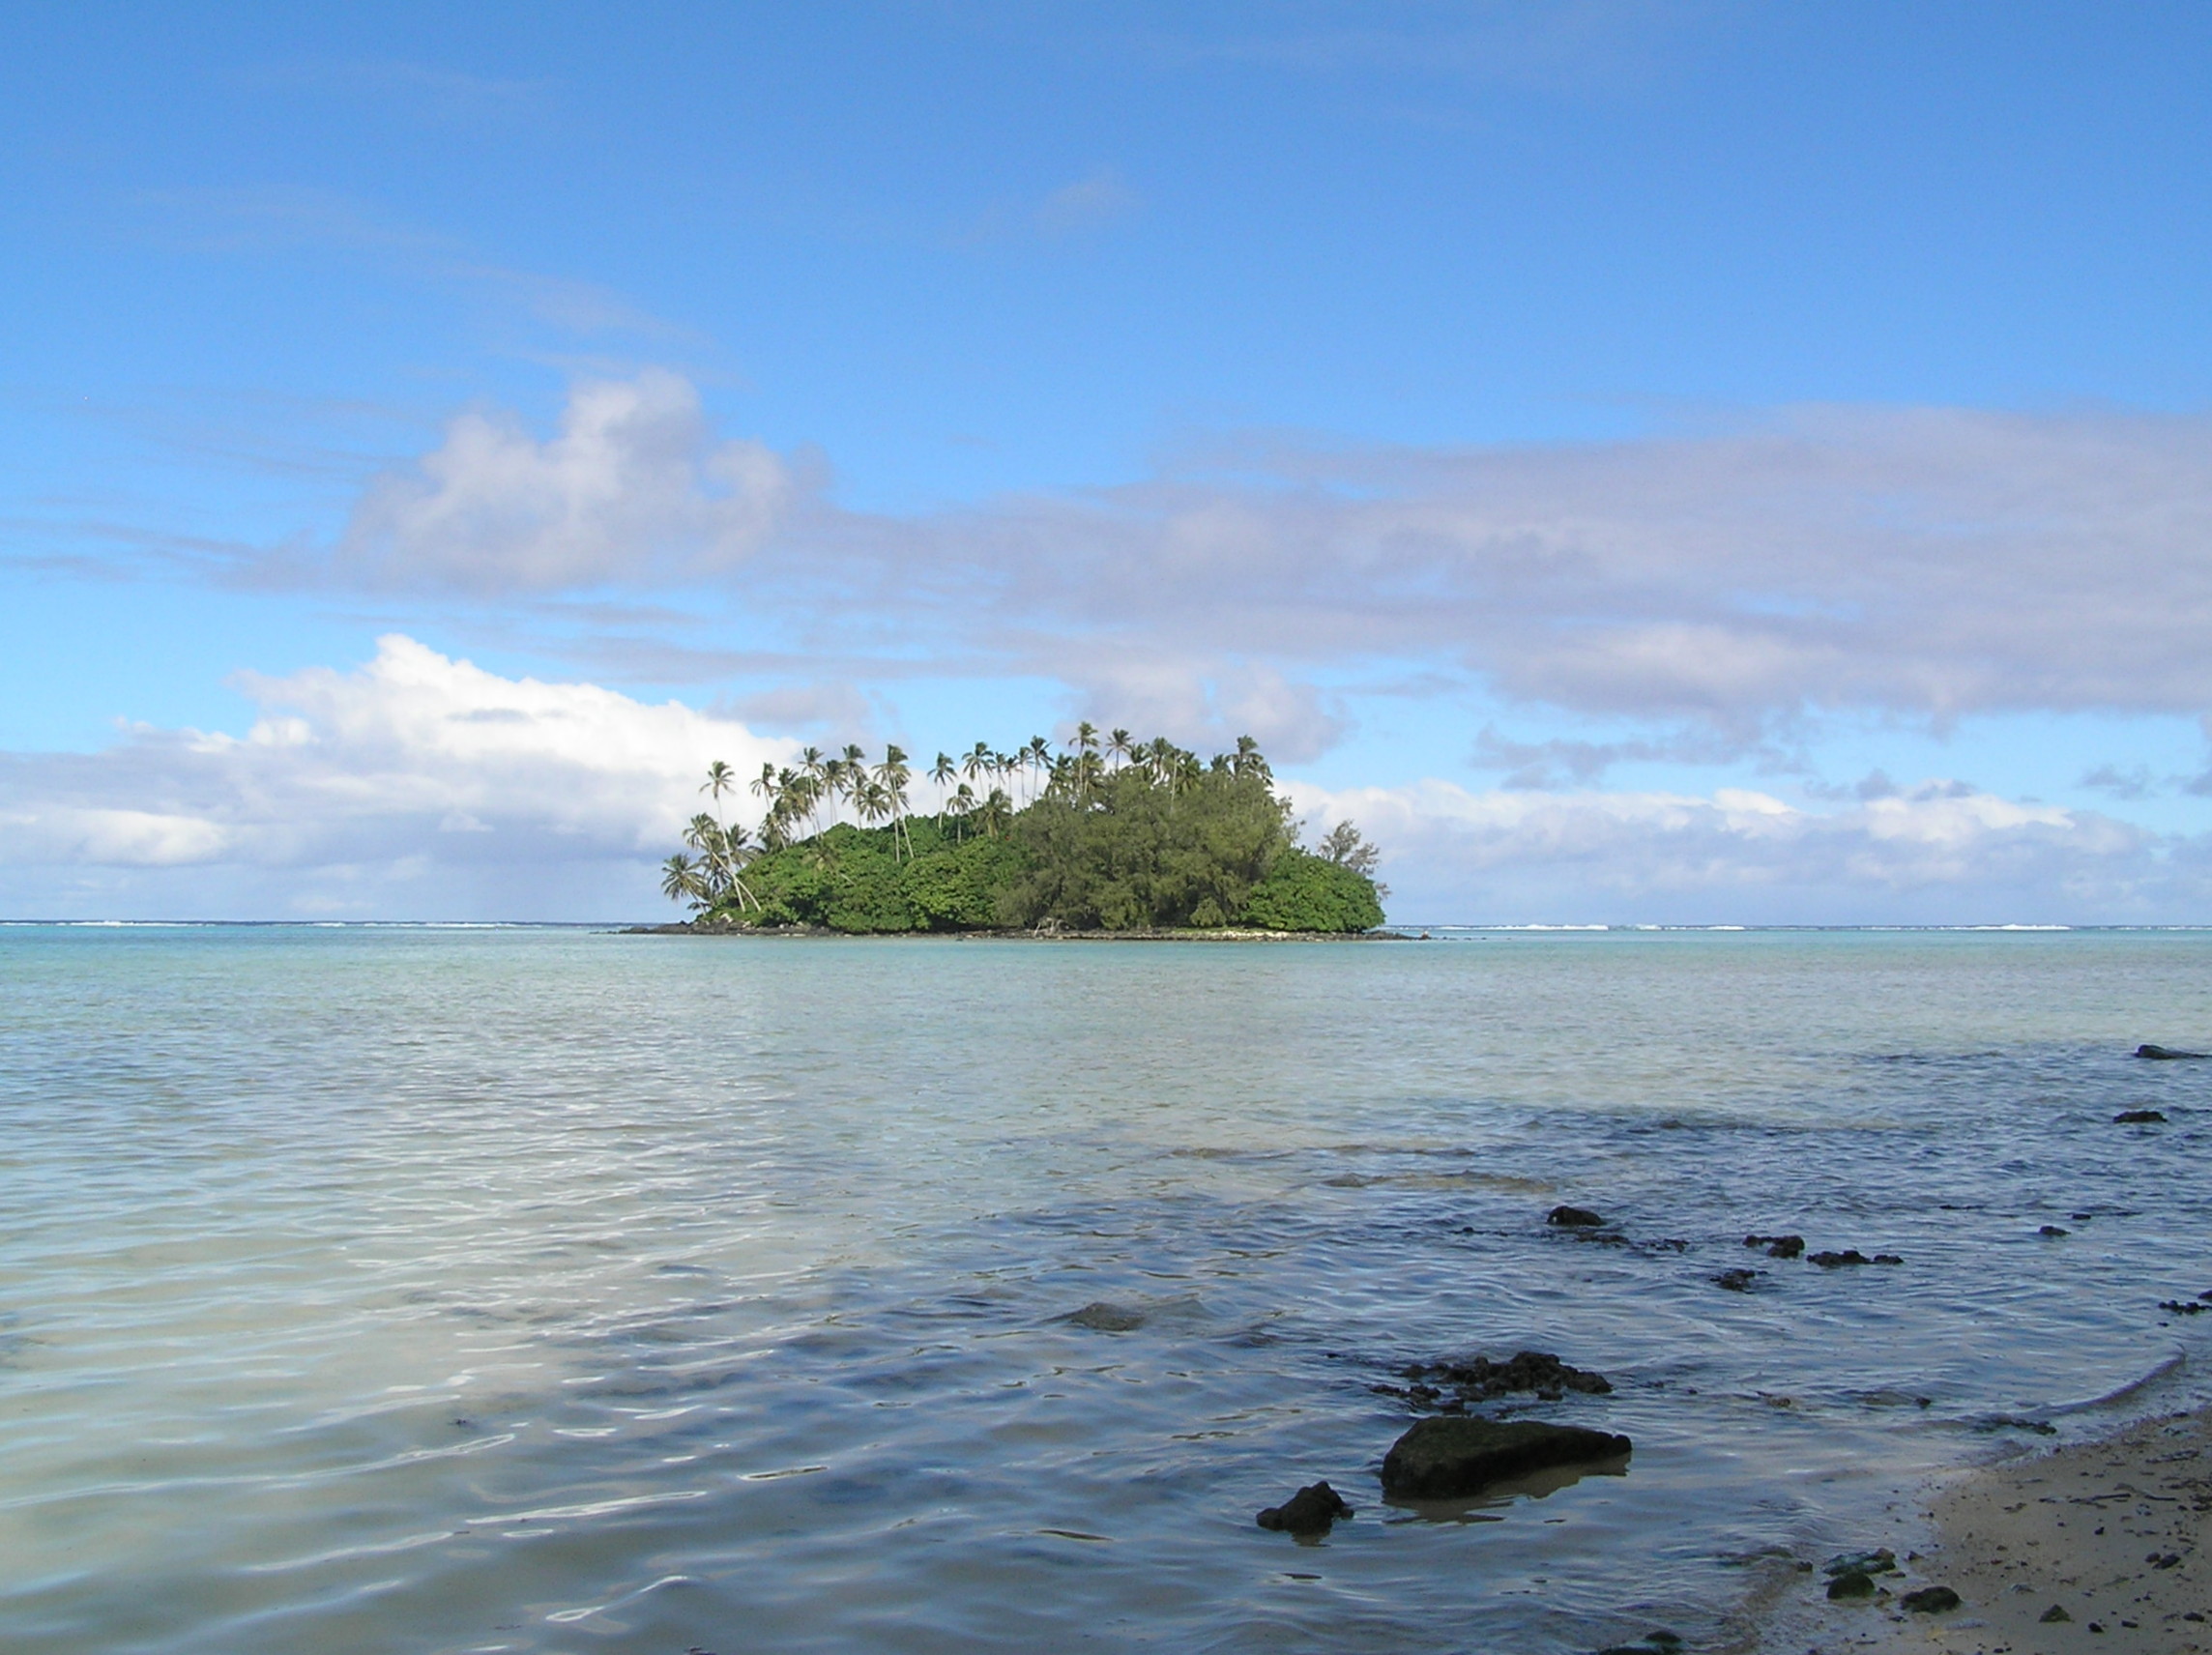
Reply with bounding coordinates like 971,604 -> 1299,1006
619,922 -> 1418,941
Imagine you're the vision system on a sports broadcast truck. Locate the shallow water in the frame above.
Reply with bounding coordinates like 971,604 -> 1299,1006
2,925 -> 2209,1654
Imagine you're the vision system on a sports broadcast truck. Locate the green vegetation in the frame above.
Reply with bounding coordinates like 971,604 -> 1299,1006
661,725 -> 1385,934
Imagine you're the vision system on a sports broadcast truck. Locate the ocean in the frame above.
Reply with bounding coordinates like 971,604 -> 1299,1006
2,924 -> 2207,1653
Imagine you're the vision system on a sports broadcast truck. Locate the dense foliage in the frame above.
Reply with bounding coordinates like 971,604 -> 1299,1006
663,728 -> 1385,934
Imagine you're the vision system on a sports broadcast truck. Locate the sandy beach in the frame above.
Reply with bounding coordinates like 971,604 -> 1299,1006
1793,1408 -> 2212,1655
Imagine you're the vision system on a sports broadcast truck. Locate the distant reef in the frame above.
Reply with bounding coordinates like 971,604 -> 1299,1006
659,731 -> 1387,937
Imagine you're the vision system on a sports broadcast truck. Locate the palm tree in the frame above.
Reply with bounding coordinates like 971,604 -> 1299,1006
975,787 -> 1012,839
930,752 -> 958,829
747,765 -> 782,831
1026,736 -> 1051,800
1106,728 -> 1134,771
661,853 -> 709,911
854,777 -> 892,831
1075,721 -> 1098,756
702,759 -> 737,825
798,746 -> 829,834
883,745 -> 914,857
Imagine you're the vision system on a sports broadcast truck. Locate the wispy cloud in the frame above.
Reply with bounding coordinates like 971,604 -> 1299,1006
236,57 -> 558,127
1114,0 -> 1731,99
1033,167 -> 1144,237
958,166 -> 1145,247
140,186 -> 691,342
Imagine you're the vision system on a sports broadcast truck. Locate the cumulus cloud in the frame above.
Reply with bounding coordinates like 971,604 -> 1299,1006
335,370 -> 794,592
0,636 -> 789,918
1286,777 -> 2210,925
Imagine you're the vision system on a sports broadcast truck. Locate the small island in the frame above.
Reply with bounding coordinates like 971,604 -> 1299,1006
659,727 -> 1386,935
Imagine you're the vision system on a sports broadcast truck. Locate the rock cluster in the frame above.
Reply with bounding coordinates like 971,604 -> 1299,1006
1394,1350 -> 1613,1409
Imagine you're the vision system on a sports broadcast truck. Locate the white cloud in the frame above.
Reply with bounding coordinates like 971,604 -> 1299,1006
1286,776 -> 2209,925
336,371 -> 793,593
0,636 -> 790,918
228,378 -> 2212,764
828,405 -> 2212,744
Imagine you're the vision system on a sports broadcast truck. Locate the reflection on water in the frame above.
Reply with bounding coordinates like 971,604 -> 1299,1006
1,926 -> 2209,1653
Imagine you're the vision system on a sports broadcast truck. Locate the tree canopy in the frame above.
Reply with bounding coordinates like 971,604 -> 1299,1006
665,730 -> 1385,934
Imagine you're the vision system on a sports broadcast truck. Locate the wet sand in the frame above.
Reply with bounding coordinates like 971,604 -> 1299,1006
1800,1408 -> 2212,1655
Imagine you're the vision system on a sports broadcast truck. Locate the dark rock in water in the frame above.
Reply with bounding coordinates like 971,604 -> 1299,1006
2158,1299 -> 2209,1316
2113,1108 -> 2168,1123
1713,1267 -> 1761,1292
1397,1349 -> 1613,1408
1745,1233 -> 1806,1259
1548,1205 -> 1606,1228
1977,1414 -> 2057,1435
2039,1224 -> 2071,1237
2136,1044 -> 2207,1060
1825,1548 -> 1897,1577
1901,1585 -> 1961,1613
1061,1301 -> 1146,1331
1380,1416 -> 1631,1499
1255,1481 -> 1353,1534
2041,1604 -> 2073,1623
1595,1636 -> 1682,1655
1826,1570 -> 1876,1601
1872,1253 -> 1903,1265
1811,1249 -> 1872,1267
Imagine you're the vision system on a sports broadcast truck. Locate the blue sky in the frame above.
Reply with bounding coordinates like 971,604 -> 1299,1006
6,2 -> 2212,920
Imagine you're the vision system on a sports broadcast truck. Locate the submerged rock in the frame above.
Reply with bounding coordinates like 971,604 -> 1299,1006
1825,1548 -> 1898,1577
2136,1044 -> 2208,1060
1901,1585 -> 1961,1613
1380,1416 -> 1632,1499
1255,1481 -> 1353,1534
1547,1205 -> 1607,1228
1826,1570 -> 1876,1601
1745,1233 -> 1806,1259
2113,1108 -> 2168,1123
1061,1301 -> 1146,1331
1808,1249 -> 1903,1268
1713,1267 -> 1760,1292
2039,1224 -> 2071,1237
1396,1350 -> 1612,1408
